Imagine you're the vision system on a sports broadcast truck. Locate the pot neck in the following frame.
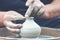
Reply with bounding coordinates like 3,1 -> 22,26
26,17 -> 34,20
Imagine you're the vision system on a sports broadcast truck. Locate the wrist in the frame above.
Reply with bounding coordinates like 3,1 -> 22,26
0,12 -> 7,27
41,7 -> 60,19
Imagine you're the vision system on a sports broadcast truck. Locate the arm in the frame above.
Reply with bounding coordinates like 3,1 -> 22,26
41,0 -> 60,18
0,12 -> 6,26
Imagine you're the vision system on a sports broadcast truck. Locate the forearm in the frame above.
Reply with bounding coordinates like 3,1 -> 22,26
41,0 -> 60,18
0,12 -> 6,26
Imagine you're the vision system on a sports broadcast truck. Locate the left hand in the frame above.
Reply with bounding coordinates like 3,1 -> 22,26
25,0 -> 45,17
3,11 -> 25,35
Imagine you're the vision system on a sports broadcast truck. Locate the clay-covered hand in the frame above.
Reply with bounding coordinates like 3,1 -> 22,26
3,11 -> 25,33
25,0 -> 45,17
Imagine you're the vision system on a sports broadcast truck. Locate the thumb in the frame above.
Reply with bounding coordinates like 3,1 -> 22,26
26,0 -> 34,6
4,20 -> 22,28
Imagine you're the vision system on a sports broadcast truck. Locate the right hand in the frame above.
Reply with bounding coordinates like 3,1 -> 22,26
26,0 -> 60,19
25,0 -> 45,17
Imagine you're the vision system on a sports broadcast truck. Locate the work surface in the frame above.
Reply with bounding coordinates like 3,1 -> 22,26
0,35 -> 57,40
0,27 -> 60,40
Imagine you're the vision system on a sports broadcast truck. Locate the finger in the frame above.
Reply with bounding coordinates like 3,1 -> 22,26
37,7 -> 45,16
6,26 -> 20,37
26,0 -> 34,6
4,21 -> 22,28
25,1 -> 43,17
25,0 -> 44,17
33,4 -> 42,14
6,11 -> 25,20
34,0 -> 44,7
6,27 -> 20,32
25,3 -> 34,17
33,1 -> 43,7
33,1 -> 45,16
10,24 -> 22,29
39,1 -> 44,6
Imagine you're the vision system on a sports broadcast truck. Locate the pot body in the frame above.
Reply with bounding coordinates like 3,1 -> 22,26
20,17 -> 41,38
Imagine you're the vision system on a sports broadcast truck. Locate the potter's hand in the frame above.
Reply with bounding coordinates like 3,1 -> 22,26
25,0 -> 45,17
4,11 -> 25,32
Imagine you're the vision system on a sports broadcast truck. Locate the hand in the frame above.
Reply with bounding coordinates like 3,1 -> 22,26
25,0 -> 45,17
3,11 -> 25,34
